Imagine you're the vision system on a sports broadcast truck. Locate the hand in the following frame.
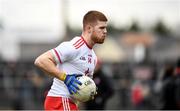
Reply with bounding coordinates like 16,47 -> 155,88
64,74 -> 82,94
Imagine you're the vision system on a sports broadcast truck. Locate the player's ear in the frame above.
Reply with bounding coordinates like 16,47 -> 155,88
86,24 -> 93,33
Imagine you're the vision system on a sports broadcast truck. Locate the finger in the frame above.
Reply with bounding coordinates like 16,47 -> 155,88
72,83 -> 80,90
69,88 -> 73,94
70,85 -> 77,94
75,79 -> 82,85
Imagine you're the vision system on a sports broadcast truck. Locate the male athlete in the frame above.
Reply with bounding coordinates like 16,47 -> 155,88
34,10 -> 108,110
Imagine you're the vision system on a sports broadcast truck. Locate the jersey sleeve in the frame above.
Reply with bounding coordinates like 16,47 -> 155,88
51,41 -> 76,64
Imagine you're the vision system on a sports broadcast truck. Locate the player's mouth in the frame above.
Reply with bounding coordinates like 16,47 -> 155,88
102,35 -> 106,39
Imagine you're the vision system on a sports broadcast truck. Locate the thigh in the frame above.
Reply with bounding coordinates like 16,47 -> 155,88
44,96 -> 79,111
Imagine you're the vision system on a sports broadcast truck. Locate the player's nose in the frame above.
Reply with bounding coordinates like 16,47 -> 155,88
104,28 -> 107,33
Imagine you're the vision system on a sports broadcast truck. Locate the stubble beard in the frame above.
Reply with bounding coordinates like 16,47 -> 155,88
92,36 -> 105,44
97,38 -> 105,44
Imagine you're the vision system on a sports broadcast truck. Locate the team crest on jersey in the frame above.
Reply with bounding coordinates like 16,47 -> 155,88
88,54 -> 92,64
88,58 -> 92,64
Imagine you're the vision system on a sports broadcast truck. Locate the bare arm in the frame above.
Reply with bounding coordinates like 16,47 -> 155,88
34,50 -> 66,81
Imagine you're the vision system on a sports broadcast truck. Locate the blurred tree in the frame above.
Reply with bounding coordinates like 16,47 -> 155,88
65,24 -> 81,39
107,24 -> 126,36
152,20 -> 171,36
128,20 -> 141,32
66,23 -> 127,38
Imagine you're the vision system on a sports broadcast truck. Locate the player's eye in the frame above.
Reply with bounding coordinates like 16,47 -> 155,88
100,27 -> 105,29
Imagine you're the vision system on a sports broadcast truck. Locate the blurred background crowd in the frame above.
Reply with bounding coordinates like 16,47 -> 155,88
0,0 -> 180,110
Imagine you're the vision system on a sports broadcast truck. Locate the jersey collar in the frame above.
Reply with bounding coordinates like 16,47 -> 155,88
81,36 -> 92,49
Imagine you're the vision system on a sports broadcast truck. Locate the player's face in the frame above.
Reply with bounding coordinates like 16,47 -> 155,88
91,21 -> 107,44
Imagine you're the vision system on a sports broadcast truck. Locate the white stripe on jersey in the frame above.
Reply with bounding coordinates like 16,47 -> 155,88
66,98 -> 70,111
51,49 -> 61,64
63,97 -> 70,111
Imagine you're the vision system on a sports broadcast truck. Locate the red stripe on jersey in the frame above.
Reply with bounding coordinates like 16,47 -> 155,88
75,42 -> 84,49
73,38 -> 82,46
74,40 -> 84,47
53,49 -> 62,64
73,38 -> 84,49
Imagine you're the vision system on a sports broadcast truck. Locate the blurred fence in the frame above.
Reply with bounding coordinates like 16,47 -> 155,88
0,61 -> 52,110
0,60 -> 178,110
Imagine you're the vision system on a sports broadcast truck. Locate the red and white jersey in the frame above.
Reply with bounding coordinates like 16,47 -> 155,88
47,36 -> 97,98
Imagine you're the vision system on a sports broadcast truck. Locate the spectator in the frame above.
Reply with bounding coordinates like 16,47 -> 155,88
131,80 -> 151,109
85,60 -> 114,110
174,58 -> 180,109
160,64 -> 176,110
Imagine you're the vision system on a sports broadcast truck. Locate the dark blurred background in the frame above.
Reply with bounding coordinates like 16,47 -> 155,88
0,0 -> 180,110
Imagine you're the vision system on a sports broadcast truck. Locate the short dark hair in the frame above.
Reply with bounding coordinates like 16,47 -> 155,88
83,10 -> 107,28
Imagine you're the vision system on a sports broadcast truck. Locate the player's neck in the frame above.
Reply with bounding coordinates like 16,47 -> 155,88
81,33 -> 94,49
